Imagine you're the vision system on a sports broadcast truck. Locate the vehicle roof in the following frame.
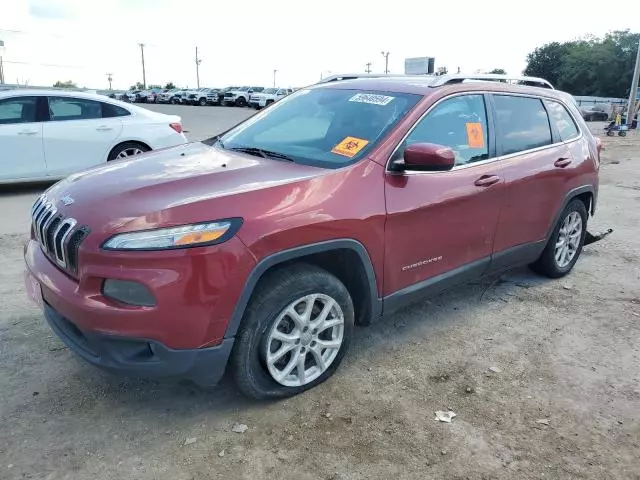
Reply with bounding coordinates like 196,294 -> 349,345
0,88 -> 124,100
0,88 -> 174,117
313,76 -> 571,102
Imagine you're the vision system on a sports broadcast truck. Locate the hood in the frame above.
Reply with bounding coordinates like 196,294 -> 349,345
44,142 -> 327,238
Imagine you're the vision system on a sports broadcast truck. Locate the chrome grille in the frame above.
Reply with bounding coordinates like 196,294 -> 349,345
30,195 -> 89,275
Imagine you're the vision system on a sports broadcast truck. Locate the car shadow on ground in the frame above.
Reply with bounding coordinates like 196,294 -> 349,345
0,181 -> 55,196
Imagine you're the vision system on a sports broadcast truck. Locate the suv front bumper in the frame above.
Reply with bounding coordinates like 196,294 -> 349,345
44,301 -> 234,386
24,235 -> 255,385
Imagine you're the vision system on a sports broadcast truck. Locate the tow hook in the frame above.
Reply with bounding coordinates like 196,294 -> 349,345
584,228 -> 613,246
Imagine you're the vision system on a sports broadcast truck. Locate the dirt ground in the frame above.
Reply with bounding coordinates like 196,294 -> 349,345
1,125 -> 639,480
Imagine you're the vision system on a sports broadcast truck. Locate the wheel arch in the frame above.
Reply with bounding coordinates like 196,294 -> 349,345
547,185 -> 595,239
224,239 -> 382,338
107,140 -> 152,161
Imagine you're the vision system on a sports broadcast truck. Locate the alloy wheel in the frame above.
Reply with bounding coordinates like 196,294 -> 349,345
554,211 -> 583,268
265,294 -> 344,387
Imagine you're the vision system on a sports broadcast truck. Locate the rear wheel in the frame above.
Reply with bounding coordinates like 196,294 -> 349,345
107,141 -> 150,161
231,264 -> 354,399
530,199 -> 587,278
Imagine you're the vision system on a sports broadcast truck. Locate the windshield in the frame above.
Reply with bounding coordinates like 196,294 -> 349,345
219,88 -> 421,168
237,87 -> 250,92
262,88 -> 277,94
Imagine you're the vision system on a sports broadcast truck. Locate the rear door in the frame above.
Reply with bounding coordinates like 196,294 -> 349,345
43,96 -> 124,177
489,94 -> 579,265
0,95 -> 47,181
383,93 -> 504,298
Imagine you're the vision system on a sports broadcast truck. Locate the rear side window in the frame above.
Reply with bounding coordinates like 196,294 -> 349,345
102,103 -> 131,118
402,94 -> 490,166
493,95 -> 552,155
49,97 -> 102,121
544,100 -> 579,142
0,96 -> 38,124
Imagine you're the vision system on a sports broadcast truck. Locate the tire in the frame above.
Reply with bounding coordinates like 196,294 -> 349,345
170,98 -> 177,104
235,96 -> 247,107
199,97 -> 207,106
266,100 -> 274,107
107,141 -> 150,161
530,199 -> 588,278
231,264 -> 355,400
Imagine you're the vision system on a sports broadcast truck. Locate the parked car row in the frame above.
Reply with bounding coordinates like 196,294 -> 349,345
114,85 -> 294,108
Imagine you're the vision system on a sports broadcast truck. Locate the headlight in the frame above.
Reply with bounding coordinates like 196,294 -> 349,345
102,219 -> 242,251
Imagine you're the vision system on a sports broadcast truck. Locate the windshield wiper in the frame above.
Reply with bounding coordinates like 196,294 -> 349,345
228,146 -> 295,162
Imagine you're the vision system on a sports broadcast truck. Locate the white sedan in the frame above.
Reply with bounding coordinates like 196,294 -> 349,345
0,89 -> 188,184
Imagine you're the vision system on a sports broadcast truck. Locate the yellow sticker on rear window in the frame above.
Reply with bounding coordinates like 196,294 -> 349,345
331,136 -> 369,158
466,122 -> 484,148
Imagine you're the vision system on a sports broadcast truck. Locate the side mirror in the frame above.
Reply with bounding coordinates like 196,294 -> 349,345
398,143 -> 455,172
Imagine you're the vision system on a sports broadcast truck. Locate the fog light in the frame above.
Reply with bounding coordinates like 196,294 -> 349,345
103,279 -> 156,307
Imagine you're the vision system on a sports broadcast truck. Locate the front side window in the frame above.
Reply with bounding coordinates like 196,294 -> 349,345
219,88 -> 421,168
0,96 -> 38,125
48,97 -> 102,121
494,95 -> 552,155
544,99 -> 579,142
400,94 -> 490,166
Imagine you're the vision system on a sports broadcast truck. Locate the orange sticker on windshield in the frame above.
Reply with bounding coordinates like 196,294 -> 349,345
331,136 -> 369,158
466,122 -> 484,148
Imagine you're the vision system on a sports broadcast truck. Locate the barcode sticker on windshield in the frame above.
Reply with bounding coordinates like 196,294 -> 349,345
349,93 -> 395,106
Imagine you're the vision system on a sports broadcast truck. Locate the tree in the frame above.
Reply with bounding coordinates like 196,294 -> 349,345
53,80 -> 77,88
524,30 -> 640,96
488,68 -> 506,74
436,66 -> 448,76
164,82 -> 176,89
130,82 -> 145,90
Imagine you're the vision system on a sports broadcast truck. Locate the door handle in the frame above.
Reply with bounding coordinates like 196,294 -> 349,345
474,175 -> 500,187
18,129 -> 38,135
554,157 -> 572,168
96,125 -> 113,131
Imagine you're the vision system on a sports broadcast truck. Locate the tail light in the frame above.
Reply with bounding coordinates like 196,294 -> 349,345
170,122 -> 183,134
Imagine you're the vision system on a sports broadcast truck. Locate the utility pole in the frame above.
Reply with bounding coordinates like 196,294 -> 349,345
195,46 -> 202,88
0,40 -> 5,85
626,37 -> 640,125
106,73 -> 113,90
273,69 -> 277,87
139,43 -> 146,89
365,62 -> 372,74
381,51 -> 390,74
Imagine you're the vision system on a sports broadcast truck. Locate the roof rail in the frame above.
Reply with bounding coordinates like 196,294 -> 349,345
317,73 -> 434,84
430,74 -> 554,89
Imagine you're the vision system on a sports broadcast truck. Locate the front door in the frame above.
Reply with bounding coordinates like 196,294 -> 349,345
0,96 -> 47,181
43,96 -> 123,177
384,93 -> 503,302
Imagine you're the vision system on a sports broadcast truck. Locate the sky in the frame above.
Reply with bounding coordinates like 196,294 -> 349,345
0,0 -> 638,90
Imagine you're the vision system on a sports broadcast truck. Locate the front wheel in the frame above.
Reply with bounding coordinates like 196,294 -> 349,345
231,264 -> 354,399
199,97 -> 207,106
530,199 -> 587,278
235,97 -> 247,107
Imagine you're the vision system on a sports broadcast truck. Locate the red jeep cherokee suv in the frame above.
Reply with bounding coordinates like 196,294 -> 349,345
24,75 -> 600,399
